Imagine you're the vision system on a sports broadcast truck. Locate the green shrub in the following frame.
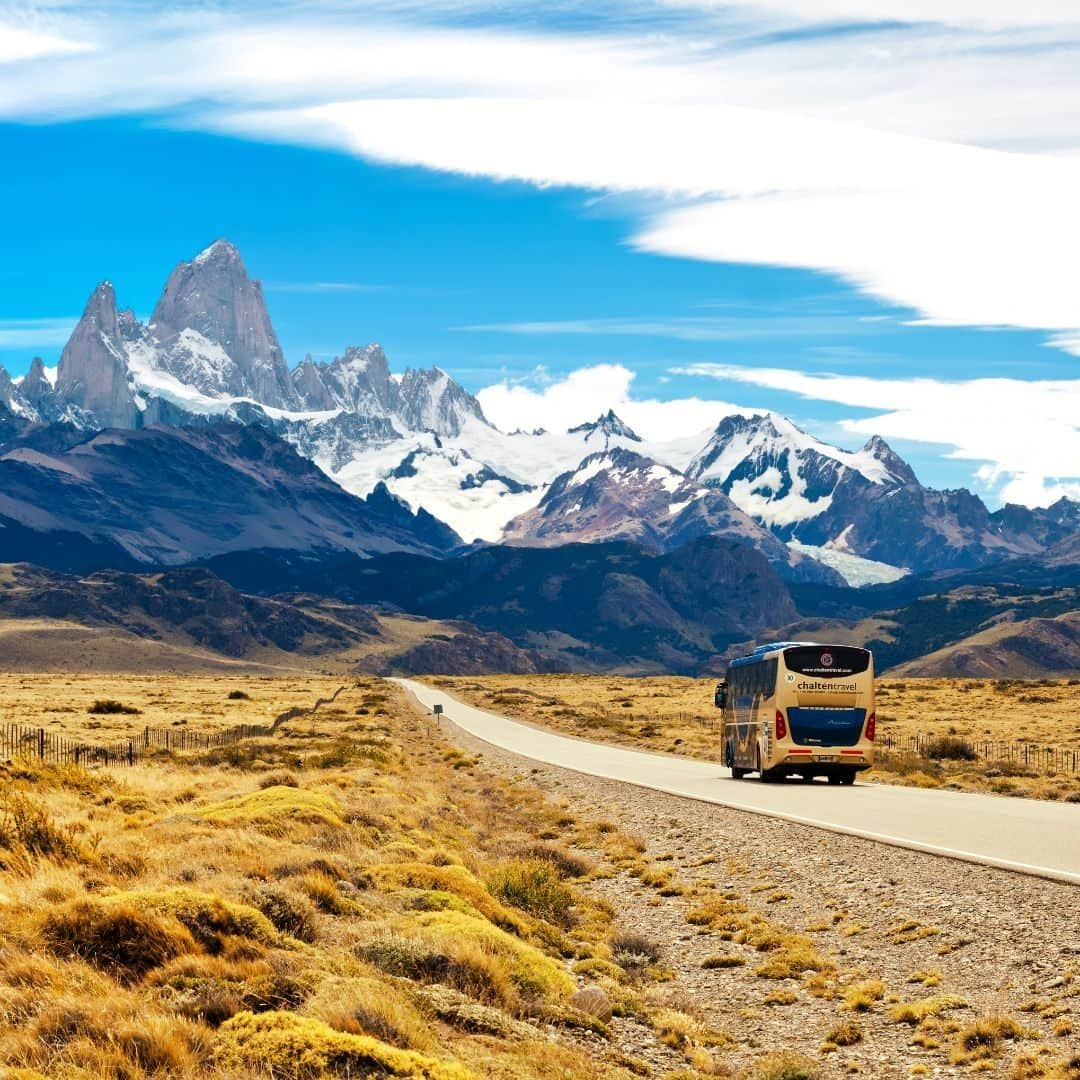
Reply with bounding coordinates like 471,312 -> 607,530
487,858 -> 574,926
88,699 -> 141,715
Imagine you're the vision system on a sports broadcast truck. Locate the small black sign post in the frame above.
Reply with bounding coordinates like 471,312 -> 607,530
433,703 -> 444,726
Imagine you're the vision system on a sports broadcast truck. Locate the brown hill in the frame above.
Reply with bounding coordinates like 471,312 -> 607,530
0,564 -> 548,675
891,610 -> 1080,677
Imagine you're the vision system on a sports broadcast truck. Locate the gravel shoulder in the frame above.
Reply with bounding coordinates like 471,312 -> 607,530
423,700 -> 1080,1078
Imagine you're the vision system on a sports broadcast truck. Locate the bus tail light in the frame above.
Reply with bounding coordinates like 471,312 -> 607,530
866,713 -> 876,741
775,710 -> 787,740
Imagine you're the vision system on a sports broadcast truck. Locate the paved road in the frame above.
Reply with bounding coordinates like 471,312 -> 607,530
395,679 -> 1079,886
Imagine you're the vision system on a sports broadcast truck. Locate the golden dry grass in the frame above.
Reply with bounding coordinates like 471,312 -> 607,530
0,674 -> 347,741
433,675 -> 1080,800
0,676 -> 663,1079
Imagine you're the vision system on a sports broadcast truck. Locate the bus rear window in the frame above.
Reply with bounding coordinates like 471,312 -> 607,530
784,646 -> 870,678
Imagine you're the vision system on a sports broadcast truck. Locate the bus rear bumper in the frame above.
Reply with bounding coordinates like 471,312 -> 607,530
781,751 -> 872,772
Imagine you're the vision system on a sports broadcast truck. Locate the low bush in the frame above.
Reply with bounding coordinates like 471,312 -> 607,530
487,858 -> 574,926
227,690 -> 251,700
611,930 -> 663,971
188,786 -> 344,835
311,976 -> 433,1050
888,994 -> 968,1025
0,792 -> 89,870
259,770 -> 300,789
514,841 -> 594,879
843,979 -> 886,1011
702,954 -> 745,969
245,883 -> 320,943
39,898 -> 198,980
121,887 -> 281,950
747,1049 -> 817,1079
88,699 -> 141,715
949,1015 -> 1025,1064
215,1010 -> 472,1080
150,953 -> 306,1025
826,1019 -> 863,1046
924,736 -> 978,761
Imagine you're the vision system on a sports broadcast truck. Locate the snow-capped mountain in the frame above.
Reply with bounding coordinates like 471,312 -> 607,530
687,412 -> 1077,575
501,446 -> 842,584
1,240 -> 1075,586
688,413 -> 913,529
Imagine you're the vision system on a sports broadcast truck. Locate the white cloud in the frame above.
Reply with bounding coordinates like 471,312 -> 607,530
0,23 -> 89,64
241,96 -> 1080,340
674,362 -> 1080,507
476,363 -> 741,442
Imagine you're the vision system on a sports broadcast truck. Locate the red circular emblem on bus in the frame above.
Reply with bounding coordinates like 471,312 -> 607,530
820,652 -> 834,667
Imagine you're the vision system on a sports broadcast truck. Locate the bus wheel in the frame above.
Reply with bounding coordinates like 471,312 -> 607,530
732,767 -> 748,780
827,772 -> 843,785
841,768 -> 857,786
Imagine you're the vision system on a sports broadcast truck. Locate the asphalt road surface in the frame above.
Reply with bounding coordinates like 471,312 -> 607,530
395,679 -> 1079,886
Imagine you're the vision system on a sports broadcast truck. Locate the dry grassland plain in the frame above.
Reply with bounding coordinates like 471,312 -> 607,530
433,677 -> 1080,802
0,676 -> 1076,1079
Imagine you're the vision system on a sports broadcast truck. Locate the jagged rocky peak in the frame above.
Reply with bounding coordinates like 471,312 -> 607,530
57,279 -> 140,429
150,239 -> 298,409
291,353 -> 337,411
569,409 -> 642,443
862,434 -> 918,485
396,365 -> 487,437
302,343 -> 397,415
19,357 -> 55,407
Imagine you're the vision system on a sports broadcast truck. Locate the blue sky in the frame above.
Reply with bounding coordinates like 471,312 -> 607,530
0,2 -> 1078,506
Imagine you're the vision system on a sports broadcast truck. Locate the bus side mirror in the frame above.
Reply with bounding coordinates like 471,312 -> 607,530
714,683 -> 728,710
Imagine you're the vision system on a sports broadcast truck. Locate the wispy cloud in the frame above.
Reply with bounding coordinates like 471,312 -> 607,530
3,3 -> 1080,352
457,312 -> 882,342
0,317 -> 77,348
673,361 -> 1080,507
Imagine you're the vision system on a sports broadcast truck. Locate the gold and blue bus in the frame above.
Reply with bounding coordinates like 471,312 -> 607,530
714,642 -> 875,785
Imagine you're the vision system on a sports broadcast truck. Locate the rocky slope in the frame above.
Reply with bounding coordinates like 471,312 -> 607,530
0,422 -> 460,568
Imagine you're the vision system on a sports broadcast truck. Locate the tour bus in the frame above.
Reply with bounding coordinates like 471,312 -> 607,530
714,642 -> 875,784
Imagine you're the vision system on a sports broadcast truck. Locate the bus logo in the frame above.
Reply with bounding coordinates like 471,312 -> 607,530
820,652 -> 834,667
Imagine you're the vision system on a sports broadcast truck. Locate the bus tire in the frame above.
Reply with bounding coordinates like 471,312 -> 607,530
827,772 -> 843,785
840,768 -> 857,786
732,767 -> 748,780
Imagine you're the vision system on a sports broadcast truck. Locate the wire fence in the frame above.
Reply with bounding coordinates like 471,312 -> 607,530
875,732 -> 1080,776
610,710 -> 1080,776
0,684 -> 354,770
0,721 -> 276,769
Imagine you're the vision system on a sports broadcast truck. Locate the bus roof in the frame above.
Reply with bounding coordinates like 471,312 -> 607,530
728,641 -> 869,669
